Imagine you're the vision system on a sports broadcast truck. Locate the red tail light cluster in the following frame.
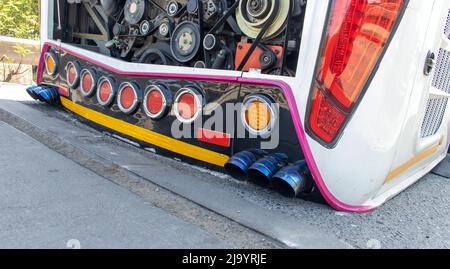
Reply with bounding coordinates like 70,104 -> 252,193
80,69 -> 98,97
143,85 -> 172,120
306,0 -> 407,146
66,61 -> 81,89
97,76 -> 117,107
174,87 -> 204,123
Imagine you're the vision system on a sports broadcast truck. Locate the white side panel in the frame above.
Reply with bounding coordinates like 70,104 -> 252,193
308,0 -> 438,206
377,0 -> 450,197
40,0 -> 55,44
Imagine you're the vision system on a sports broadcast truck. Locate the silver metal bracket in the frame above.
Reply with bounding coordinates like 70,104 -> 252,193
424,50 -> 436,76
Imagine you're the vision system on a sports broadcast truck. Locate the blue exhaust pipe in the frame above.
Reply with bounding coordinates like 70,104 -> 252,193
225,150 -> 266,180
247,153 -> 288,186
26,85 -> 39,100
272,160 -> 313,198
26,85 -> 60,105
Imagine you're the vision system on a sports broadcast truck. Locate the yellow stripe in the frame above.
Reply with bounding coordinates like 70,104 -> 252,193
60,97 -> 229,167
385,143 -> 441,183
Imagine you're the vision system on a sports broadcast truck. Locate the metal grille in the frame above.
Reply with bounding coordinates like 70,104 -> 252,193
420,49 -> 450,138
432,49 -> 450,93
421,98 -> 449,138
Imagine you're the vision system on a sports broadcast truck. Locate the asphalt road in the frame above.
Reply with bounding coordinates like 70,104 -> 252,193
0,83 -> 449,249
0,121 -> 233,249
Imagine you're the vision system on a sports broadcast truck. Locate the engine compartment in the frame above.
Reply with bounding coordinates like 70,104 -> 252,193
56,0 -> 306,77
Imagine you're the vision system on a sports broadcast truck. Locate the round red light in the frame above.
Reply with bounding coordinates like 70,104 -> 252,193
143,85 -> 171,120
174,87 -> 203,123
147,90 -> 164,114
177,93 -> 196,120
68,66 -> 76,84
82,73 -> 92,93
80,69 -> 97,97
99,82 -> 112,102
118,82 -> 140,114
66,62 -> 81,88
96,77 -> 116,106
120,86 -> 136,110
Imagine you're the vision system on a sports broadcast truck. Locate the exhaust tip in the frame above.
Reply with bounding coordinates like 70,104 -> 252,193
38,87 -> 60,105
247,153 -> 288,186
272,182 -> 296,198
224,162 -> 248,180
272,174 -> 304,198
35,89 -> 48,103
225,151 -> 258,180
27,86 -> 60,105
272,161 -> 312,198
26,86 -> 39,100
247,163 -> 272,186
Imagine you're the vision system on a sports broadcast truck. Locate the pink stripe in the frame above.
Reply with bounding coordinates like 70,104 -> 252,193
36,43 -> 51,85
37,0 -> 42,83
38,41 -> 375,213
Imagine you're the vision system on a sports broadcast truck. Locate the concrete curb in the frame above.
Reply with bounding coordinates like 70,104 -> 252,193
0,100 -> 351,249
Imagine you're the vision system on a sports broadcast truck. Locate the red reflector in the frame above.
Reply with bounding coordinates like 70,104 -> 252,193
58,87 -> 70,97
99,81 -> 112,103
120,86 -> 136,110
197,128 -> 231,148
177,93 -> 197,120
307,0 -> 406,146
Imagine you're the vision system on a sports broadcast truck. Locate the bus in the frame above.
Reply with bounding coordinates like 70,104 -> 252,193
30,0 -> 450,212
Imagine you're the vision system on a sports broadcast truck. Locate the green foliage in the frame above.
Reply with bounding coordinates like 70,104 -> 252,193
0,0 -> 40,40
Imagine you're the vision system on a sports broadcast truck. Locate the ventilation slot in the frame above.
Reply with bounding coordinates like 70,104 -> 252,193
421,98 -> 449,138
420,48 -> 450,138
432,49 -> 450,93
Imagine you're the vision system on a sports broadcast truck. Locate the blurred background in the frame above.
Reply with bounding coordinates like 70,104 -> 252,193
0,0 -> 40,85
